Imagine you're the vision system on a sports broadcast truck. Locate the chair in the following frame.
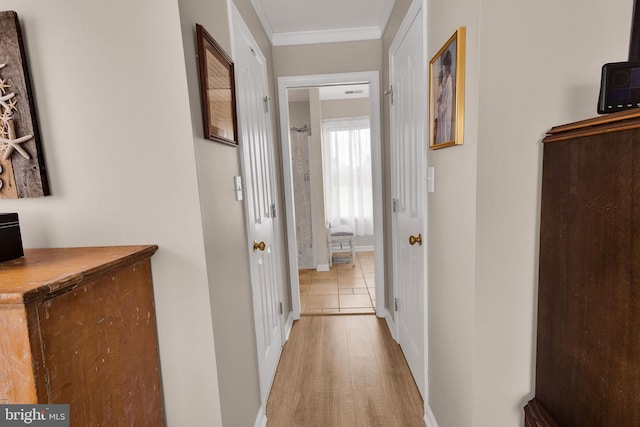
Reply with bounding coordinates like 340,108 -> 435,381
328,224 -> 356,267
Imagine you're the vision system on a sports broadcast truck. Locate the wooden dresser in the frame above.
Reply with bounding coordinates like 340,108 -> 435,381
0,245 -> 164,425
526,109 -> 640,426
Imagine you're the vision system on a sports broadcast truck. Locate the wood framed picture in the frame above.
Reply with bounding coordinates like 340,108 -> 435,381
429,27 -> 466,150
196,24 -> 238,146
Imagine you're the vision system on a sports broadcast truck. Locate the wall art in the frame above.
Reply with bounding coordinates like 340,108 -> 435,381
429,27 -> 466,150
196,23 -> 238,146
0,11 -> 49,198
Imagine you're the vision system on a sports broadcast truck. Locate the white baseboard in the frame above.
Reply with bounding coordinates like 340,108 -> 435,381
284,311 -> 294,341
355,245 -> 374,252
254,403 -> 267,427
316,263 -> 330,272
424,402 -> 439,427
384,308 -> 397,342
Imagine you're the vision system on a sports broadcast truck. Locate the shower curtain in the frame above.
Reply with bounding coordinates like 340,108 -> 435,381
291,130 -> 314,268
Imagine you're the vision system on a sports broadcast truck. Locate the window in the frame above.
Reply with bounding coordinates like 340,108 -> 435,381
322,116 -> 373,236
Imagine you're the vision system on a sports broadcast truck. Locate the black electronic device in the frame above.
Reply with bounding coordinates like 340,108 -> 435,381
0,213 -> 24,262
597,61 -> 640,114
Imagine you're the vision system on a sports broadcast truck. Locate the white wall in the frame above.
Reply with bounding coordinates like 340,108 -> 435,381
426,0 -> 634,426
1,1 -> 223,425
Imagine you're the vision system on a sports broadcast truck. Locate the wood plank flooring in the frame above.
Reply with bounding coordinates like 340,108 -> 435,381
266,315 -> 424,426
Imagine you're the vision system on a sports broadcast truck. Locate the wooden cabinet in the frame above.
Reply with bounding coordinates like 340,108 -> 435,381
526,109 -> 640,426
0,245 -> 164,426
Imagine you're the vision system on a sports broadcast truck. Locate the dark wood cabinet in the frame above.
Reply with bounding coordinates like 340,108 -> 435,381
526,109 -> 640,426
0,245 -> 164,426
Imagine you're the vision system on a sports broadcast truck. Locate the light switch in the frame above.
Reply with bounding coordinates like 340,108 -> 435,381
234,175 -> 243,201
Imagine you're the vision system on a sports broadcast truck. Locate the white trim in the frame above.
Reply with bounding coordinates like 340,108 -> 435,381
355,245 -> 375,252
272,26 -> 381,46
424,402 -> 439,427
253,403 -> 268,427
284,311 -> 295,342
384,308 -> 397,342
389,0 -> 422,54
420,0 -> 431,409
316,263 -> 330,272
278,71 -> 385,321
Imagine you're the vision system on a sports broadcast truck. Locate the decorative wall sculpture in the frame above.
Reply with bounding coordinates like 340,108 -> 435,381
0,11 -> 49,198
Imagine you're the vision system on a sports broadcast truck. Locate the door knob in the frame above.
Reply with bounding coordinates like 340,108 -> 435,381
253,241 -> 266,251
408,234 -> 422,246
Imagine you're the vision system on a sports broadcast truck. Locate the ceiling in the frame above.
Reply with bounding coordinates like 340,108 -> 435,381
250,0 -> 397,46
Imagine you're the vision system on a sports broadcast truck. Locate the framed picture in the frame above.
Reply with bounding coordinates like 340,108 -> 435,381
196,24 -> 238,146
429,27 -> 466,149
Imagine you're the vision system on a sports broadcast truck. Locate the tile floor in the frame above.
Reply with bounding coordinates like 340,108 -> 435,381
299,251 -> 376,315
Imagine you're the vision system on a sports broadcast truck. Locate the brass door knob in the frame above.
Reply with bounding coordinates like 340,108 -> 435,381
253,241 -> 266,251
408,234 -> 423,246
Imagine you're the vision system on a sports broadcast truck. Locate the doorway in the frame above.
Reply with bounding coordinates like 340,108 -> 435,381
277,72 -> 385,319
288,85 -> 375,315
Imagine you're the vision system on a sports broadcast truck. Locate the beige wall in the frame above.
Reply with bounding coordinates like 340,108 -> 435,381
273,40 -> 382,78
322,98 -> 370,119
1,1 -> 223,425
472,0 -> 632,426
176,0 -> 271,425
427,0 -> 634,427
426,0 -> 480,424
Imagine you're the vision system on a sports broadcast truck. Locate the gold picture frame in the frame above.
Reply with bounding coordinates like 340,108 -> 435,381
196,23 -> 238,146
429,27 -> 466,149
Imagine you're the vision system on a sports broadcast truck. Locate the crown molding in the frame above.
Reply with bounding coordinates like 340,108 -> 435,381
271,26 -> 382,46
250,0 -> 275,42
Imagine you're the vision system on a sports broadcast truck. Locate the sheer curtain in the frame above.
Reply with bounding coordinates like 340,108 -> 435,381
322,116 -> 373,236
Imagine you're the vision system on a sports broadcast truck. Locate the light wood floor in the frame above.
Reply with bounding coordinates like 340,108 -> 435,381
300,251 -> 375,315
266,315 -> 425,426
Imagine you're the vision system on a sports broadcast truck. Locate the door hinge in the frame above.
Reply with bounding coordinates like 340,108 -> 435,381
385,85 -> 395,105
392,198 -> 398,213
263,96 -> 270,113
271,203 -> 276,218
279,302 -> 283,315
395,298 -> 399,312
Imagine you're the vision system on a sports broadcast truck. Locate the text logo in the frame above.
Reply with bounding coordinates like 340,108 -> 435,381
0,405 -> 69,426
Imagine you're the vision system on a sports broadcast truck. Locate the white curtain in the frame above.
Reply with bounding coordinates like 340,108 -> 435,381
322,116 -> 373,236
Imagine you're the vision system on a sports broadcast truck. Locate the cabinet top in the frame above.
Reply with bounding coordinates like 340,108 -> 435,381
0,245 -> 158,305
543,108 -> 640,143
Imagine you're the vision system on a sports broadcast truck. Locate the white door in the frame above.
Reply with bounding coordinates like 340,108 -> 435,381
389,4 -> 425,397
232,7 -> 283,403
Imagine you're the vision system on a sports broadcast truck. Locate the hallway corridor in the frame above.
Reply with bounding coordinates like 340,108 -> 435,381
266,315 -> 425,426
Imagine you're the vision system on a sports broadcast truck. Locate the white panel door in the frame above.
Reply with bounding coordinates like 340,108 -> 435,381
232,7 -> 283,403
389,5 -> 425,397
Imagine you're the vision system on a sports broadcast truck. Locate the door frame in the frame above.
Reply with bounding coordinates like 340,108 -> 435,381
277,71 -> 385,319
